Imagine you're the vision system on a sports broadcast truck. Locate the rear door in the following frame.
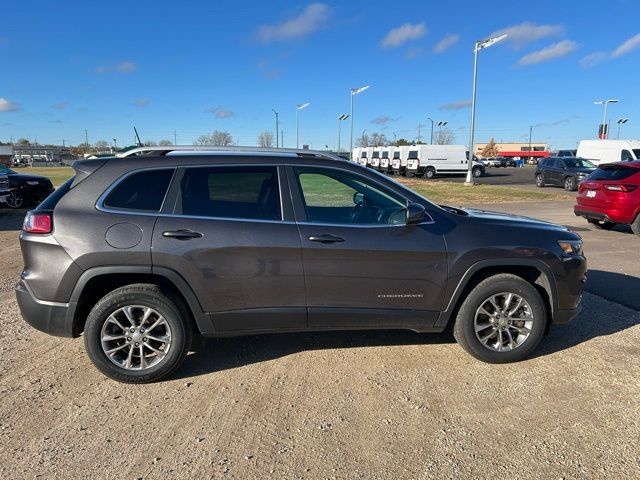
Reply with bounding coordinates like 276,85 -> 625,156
152,164 -> 306,333
288,165 -> 448,330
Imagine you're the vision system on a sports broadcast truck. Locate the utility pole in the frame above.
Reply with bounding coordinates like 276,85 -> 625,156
272,109 -> 279,148
84,129 -> 89,155
428,118 -> 434,144
528,125 -> 533,163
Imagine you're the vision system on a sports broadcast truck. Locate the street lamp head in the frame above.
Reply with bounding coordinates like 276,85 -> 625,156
351,85 -> 370,95
595,99 -> 620,105
338,114 -> 349,121
296,102 -> 310,110
617,118 -> 629,124
476,33 -> 507,51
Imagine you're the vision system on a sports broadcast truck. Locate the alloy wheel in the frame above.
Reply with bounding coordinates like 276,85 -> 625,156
100,305 -> 172,370
473,292 -> 533,352
6,191 -> 24,209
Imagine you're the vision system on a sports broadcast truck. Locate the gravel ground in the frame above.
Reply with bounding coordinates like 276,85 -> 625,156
0,203 -> 638,480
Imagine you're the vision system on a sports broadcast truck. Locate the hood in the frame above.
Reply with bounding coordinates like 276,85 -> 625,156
9,173 -> 51,182
462,207 -> 570,232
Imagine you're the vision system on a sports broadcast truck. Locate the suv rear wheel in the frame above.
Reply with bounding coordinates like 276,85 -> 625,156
84,284 -> 192,383
453,274 -> 546,363
535,173 -> 545,187
564,176 -> 577,191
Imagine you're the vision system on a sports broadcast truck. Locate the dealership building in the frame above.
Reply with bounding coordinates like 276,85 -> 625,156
474,142 -> 549,160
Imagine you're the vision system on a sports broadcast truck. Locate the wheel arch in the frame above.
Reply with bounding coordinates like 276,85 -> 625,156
436,259 -> 557,329
68,266 -> 212,337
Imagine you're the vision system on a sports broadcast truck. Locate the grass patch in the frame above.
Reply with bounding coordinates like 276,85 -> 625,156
397,178 -> 570,204
17,166 -> 74,187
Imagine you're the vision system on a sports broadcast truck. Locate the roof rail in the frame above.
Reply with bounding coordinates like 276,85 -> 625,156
116,145 -> 348,162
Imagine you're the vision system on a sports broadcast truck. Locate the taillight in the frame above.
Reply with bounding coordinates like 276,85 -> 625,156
22,211 -> 52,234
603,184 -> 638,192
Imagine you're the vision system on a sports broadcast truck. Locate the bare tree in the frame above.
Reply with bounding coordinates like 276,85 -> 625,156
433,128 -> 456,145
158,139 -> 173,146
357,133 -> 370,147
212,130 -> 233,146
94,140 -> 110,150
143,140 -> 158,146
257,131 -> 274,148
195,134 -> 213,145
370,132 -> 388,147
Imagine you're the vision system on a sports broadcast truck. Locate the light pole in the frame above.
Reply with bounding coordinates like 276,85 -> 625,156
594,99 -> 619,139
528,125 -> 533,162
616,118 -> 629,139
393,132 -> 397,145
465,33 -> 507,185
337,114 -> 349,154
296,102 -> 310,149
428,118 -> 434,144
272,109 -> 279,148
350,85 -> 370,160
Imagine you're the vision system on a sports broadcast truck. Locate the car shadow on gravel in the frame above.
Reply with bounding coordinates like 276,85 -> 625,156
0,209 -> 28,232
533,269 -> 640,358
173,329 -> 456,380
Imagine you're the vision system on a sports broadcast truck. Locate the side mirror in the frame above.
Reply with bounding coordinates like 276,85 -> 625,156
353,191 -> 364,204
406,202 -> 427,225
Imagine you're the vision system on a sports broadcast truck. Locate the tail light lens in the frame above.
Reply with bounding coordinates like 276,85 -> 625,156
22,211 -> 52,234
603,184 -> 638,192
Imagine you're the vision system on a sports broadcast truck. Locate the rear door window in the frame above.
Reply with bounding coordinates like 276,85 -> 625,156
408,150 -> 418,159
621,150 -> 634,161
178,166 -> 281,221
103,169 -> 174,212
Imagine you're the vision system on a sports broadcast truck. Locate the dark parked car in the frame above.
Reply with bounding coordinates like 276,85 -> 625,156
0,165 -> 54,209
535,157 -> 596,191
498,157 -> 517,168
574,161 -> 640,235
16,148 -> 586,383
557,149 -> 577,157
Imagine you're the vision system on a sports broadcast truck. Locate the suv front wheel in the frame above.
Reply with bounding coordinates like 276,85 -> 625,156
453,274 -> 547,363
84,284 -> 193,383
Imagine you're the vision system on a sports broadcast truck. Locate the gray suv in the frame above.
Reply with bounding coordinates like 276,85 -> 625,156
16,148 -> 587,383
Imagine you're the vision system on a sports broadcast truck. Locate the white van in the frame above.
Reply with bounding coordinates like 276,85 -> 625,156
351,147 -> 361,163
370,147 -> 382,169
576,140 -> 640,165
354,147 -> 373,166
405,145 -> 485,178
389,147 -> 404,174
379,147 -> 393,172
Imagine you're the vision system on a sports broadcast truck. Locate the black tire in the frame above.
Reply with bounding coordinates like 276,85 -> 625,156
587,218 -> 615,230
629,214 -> 640,237
564,176 -> 577,191
453,274 -> 547,363
535,173 -> 545,187
405,171 -> 416,178
84,284 -> 193,383
424,168 -> 436,179
472,167 -> 483,178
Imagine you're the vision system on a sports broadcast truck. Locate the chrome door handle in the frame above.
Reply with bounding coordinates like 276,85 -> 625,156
308,234 -> 345,243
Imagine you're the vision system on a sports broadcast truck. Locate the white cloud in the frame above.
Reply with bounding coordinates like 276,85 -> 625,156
433,34 -> 459,53
381,22 -> 427,48
257,3 -> 331,43
209,106 -> 234,119
0,98 -> 20,112
95,61 -> 137,74
135,98 -> 149,108
611,33 -> 640,57
491,22 -> 564,49
517,40 -> 578,66
579,51 -> 607,69
439,99 -> 471,110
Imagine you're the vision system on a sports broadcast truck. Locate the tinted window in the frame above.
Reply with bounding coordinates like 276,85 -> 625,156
296,168 -> 406,225
179,166 -> 280,221
381,151 -> 389,159
393,152 -> 400,159
633,149 -> 640,159
104,169 -> 174,211
564,158 -> 595,168
372,151 -> 379,158
360,152 -> 367,158
589,166 -> 639,181
39,176 -> 74,211
408,150 -> 418,159
621,150 -> 634,161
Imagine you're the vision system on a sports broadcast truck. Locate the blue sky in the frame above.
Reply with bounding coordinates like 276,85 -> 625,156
1,0 -> 639,150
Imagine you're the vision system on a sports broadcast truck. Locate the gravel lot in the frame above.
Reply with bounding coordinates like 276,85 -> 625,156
0,200 -> 638,480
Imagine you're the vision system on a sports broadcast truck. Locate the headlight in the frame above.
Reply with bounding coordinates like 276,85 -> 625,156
558,240 -> 583,256
26,180 -> 40,186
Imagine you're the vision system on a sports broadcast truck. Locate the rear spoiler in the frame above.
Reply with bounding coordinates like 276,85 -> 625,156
70,158 -> 109,188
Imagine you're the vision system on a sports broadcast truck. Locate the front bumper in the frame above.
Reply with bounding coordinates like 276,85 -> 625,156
15,279 -> 76,337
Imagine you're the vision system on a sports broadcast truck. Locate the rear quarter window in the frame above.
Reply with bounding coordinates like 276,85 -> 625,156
103,169 -> 174,212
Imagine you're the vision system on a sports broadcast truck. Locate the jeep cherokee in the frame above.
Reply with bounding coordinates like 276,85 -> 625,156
16,148 -> 587,383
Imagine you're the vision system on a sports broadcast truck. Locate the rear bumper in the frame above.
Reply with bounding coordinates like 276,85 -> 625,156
15,279 -> 76,337
574,206 -> 635,225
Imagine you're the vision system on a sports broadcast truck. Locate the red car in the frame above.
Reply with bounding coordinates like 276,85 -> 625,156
574,161 -> 640,236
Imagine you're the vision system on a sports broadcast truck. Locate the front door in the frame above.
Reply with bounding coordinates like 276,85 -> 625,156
152,165 -> 306,332
288,166 -> 448,330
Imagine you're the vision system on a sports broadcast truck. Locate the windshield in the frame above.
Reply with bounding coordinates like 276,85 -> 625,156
633,149 -> 640,159
564,158 -> 595,168
0,165 -> 16,174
